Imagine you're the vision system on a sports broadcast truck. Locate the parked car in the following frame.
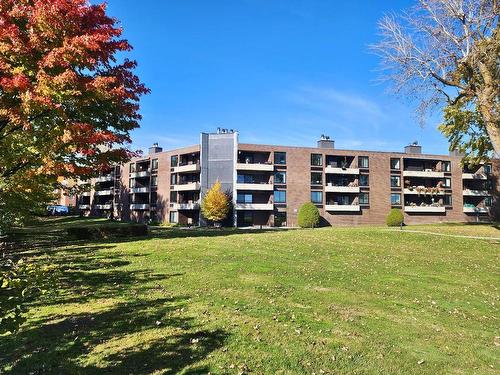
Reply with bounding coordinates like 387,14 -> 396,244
47,205 -> 69,216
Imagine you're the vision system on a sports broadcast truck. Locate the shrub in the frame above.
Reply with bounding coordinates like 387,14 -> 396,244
66,224 -> 148,240
298,203 -> 320,228
386,208 -> 404,227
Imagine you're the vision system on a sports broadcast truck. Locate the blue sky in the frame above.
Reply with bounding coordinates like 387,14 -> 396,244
102,0 -> 450,155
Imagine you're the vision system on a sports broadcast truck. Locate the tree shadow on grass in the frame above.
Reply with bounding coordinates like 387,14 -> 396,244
1,297 -> 227,374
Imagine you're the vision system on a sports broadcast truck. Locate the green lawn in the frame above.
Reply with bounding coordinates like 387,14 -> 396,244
1,218 -> 498,374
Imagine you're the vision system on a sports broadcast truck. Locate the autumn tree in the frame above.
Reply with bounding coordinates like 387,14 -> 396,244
371,0 -> 499,164
0,0 -> 149,230
201,181 -> 230,225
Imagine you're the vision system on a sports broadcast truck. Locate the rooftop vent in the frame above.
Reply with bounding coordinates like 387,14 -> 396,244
317,134 -> 335,149
148,143 -> 163,155
216,127 -> 235,134
404,141 -> 422,154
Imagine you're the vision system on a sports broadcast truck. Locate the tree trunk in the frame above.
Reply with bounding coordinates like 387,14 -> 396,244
477,61 -> 500,158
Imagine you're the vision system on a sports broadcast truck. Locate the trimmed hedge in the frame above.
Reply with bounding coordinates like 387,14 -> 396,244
386,208 -> 404,227
66,224 -> 148,240
298,202 -> 320,228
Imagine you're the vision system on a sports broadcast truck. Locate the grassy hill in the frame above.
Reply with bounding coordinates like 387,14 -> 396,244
1,218 -> 498,374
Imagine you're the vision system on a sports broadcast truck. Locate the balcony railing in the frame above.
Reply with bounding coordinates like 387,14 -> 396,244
173,163 -> 201,174
462,189 -> 490,196
80,192 -> 91,197
172,182 -> 201,191
402,170 -> 444,178
236,162 -> 274,172
95,204 -> 112,210
93,190 -> 114,196
130,203 -> 150,210
325,166 -> 359,175
95,175 -> 114,183
462,173 -> 487,180
404,205 -> 445,213
235,203 -> 274,210
325,185 -> 360,193
130,170 -> 151,178
171,201 -> 200,210
130,187 -> 150,194
325,204 -> 360,212
463,206 -> 489,214
78,204 -> 91,210
403,188 -> 444,195
235,182 -> 274,191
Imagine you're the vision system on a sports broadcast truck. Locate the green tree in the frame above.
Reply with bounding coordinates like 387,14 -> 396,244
201,181 -> 230,225
298,202 -> 320,228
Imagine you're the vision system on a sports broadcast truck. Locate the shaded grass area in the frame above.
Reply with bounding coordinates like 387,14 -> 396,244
1,218 -> 498,374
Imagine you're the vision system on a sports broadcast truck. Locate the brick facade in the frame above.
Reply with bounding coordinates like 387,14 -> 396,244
69,132 -> 498,226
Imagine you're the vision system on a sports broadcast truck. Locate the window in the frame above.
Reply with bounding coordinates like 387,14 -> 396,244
151,192 -> 157,204
170,173 -> 176,185
171,155 -> 178,167
237,193 -> 253,203
274,171 -> 286,184
443,195 -> 452,206
151,175 -> 158,187
444,178 -> 451,188
151,159 -> 159,170
169,211 -> 178,223
311,153 -> 323,166
129,178 -> 135,188
484,164 -> 492,174
359,192 -> 369,205
170,191 -> 177,202
443,161 -> 451,172
391,175 -> 401,187
274,190 -> 286,203
311,172 -> 322,185
274,152 -> 286,165
391,193 -> 401,205
311,191 -> 323,204
390,158 -> 400,170
485,196 -> 492,207
242,211 -> 253,226
359,174 -> 369,187
130,163 -> 136,173
358,156 -> 369,169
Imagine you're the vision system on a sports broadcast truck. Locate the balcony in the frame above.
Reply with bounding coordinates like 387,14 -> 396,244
462,189 -> 490,196
235,203 -> 274,210
130,187 -> 150,194
236,182 -> 273,191
173,163 -> 200,173
404,206 -> 446,213
325,166 -> 359,175
236,163 -> 274,172
130,204 -> 150,210
130,170 -> 150,178
95,175 -> 114,183
95,204 -> 112,210
403,188 -> 444,195
402,170 -> 444,178
325,185 -> 360,193
173,182 -> 201,191
93,190 -> 113,196
78,204 -> 91,210
463,206 -> 489,214
325,204 -> 360,212
171,202 -> 200,210
462,173 -> 487,180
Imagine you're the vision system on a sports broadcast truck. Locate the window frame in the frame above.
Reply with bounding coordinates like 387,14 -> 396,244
359,174 -> 369,187
359,192 -> 369,205
274,151 -> 286,165
390,158 -> 400,170
151,159 -> 159,170
391,193 -> 402,206
274,171 -> 286,184
311,153 -> 323,167
274,190 -> 286,204
311,172 -> 323,185
311,191 -> 323,204
390,175 -> 401,188
358,156 -> 369,169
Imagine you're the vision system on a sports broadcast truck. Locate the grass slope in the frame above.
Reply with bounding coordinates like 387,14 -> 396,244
1,218 -> 498,374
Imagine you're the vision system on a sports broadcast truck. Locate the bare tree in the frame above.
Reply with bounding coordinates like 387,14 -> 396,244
371,0 -> 499,159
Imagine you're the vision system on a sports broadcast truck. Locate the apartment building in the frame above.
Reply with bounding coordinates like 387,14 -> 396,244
73,130 -> 498,226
